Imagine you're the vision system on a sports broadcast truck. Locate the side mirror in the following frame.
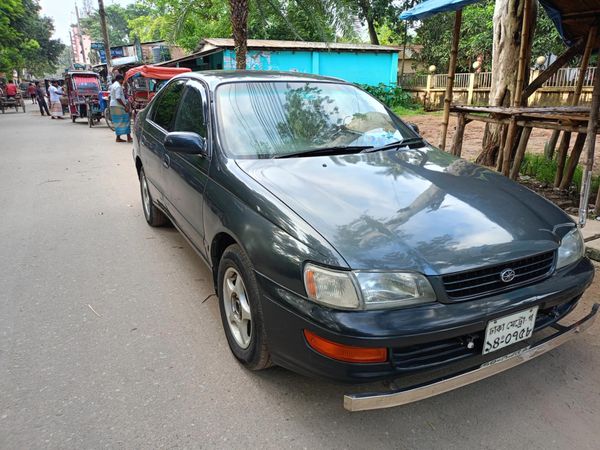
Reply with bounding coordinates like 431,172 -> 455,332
163,131 -> 207,156
407,122 -> 420,135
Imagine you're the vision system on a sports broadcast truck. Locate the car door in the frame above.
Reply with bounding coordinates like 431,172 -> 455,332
140,79 -> 186,206
163,80 -> 211,258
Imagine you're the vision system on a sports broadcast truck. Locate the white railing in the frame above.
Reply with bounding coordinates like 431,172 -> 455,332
542,67 -> 596,88
399,73 -> 428,88
474,72 -> 492,89
454,73 -> 471,89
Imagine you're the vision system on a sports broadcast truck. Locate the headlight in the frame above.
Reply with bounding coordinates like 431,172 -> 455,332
354,272 -> 436,309
556,227 -> 585,269
303,264 -> 436,310
303,264 -> 360,309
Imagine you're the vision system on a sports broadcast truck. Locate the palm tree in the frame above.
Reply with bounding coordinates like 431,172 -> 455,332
229,0 -> 249,69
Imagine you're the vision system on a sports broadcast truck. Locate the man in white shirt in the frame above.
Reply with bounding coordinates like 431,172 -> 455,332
109,74 -> 132,143
48,80 -> 64,119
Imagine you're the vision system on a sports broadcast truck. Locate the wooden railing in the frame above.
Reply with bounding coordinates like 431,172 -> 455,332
400,68 -> 597,107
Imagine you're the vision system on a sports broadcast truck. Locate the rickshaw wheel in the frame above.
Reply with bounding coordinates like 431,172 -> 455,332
21,100 -> 26,113
72,115 -> 76,123
88,113 -> 93,127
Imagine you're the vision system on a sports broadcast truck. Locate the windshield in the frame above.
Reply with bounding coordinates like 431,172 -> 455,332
215,81 -> 416,158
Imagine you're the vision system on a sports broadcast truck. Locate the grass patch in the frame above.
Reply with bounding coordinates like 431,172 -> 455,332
519,153 -> 600,194
392,105 -> 425,117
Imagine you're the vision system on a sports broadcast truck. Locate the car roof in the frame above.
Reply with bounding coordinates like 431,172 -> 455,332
175,70 -> 349,90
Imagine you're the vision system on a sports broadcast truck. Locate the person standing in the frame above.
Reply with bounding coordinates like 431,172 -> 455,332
48,80 -> 64,119
109,74 -> 132,143
35,82 -> 50,116
28,82 -> 37,104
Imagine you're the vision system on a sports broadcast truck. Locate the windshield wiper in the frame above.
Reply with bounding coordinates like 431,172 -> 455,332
361,137 -> 425,153
273,145 -> 373,159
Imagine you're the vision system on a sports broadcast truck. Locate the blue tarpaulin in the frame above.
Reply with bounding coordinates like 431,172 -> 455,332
399,0 -> 592,48
399,0 -> 484,20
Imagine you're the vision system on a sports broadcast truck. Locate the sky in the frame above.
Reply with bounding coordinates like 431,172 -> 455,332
39,0 -> 135,46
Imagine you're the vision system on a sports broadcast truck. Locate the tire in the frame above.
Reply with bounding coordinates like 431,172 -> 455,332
88,112 -> 93,127
72,115 -> 76,123
139,167 -> 169,227
217,244 -> 272,371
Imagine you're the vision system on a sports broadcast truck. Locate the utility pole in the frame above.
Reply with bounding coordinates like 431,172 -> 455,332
98,0 -> 112,78
74,2 -> 87,64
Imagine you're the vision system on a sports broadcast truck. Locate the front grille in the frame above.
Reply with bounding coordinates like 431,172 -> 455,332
391,336 -> 481,372
442,251 -> 555,300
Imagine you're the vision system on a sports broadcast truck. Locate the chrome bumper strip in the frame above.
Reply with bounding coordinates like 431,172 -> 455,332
344,303 -> 598,412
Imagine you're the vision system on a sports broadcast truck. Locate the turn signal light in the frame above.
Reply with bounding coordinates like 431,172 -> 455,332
303,330 -> 387,363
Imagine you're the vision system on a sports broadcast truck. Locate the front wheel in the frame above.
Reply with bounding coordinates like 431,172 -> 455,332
139,167 -> 169,227
218,244 -> 272,370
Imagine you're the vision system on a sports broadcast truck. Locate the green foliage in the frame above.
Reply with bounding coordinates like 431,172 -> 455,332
0,0 -> 65,76
519,153 -> 557,184
413,0 -> 564,72
359,83 -> 417,110
414,0 -> 494,72
519,153 -> 600,194
80,3 -> 153,46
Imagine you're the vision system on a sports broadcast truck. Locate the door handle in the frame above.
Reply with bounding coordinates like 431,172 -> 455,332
162,154 -> 170,168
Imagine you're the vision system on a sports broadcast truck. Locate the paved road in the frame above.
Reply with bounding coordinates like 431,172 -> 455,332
1,109 -> 599,449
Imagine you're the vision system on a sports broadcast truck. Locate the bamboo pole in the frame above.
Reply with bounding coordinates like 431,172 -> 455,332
579,57 -> 600,227
502,0 -> 531,177
438,10 -> 462,151
509,126 -> 532,179
556,26 -> 597,188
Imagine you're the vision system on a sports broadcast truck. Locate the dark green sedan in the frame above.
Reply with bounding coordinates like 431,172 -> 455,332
132,71 -> 596,411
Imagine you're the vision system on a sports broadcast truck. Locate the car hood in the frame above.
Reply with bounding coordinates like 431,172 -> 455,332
235,147 -> 569,275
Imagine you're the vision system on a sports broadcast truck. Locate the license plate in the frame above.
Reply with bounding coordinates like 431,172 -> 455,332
483,306 -> 538,355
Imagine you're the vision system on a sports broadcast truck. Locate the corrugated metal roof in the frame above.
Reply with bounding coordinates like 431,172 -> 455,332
200,38 -> 399,52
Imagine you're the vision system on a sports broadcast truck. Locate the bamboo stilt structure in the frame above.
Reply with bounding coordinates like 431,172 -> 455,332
438,10 -> 462,151
557,26 -> 597,188
579,58 -> 600,226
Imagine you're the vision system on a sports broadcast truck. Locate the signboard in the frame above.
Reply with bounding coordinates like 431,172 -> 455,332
97,47 -> 125,64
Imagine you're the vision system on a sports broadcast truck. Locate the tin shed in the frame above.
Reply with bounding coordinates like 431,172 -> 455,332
157,38 -> 399,86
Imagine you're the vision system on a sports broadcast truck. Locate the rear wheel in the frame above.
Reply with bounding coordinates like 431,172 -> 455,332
139,167 -> 168,227
218,244 -> 272,370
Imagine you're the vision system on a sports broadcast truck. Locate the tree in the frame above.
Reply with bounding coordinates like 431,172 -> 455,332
413,0 -> 563,74
475,0 -> 537,166
229,0 -> 248,69
0,0 -> 64,77
80,3 -> 152,46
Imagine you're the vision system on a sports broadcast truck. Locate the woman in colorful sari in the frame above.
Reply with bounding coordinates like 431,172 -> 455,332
109,74 -> 132,143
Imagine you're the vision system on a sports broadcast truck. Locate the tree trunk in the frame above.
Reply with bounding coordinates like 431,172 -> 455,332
359,0 -> 379,45
475,0 -> 534,166
229,0 -> 249,70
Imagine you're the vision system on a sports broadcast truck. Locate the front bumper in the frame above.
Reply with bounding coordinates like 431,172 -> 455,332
258,257 -> 594,385
344,303 -> 598,411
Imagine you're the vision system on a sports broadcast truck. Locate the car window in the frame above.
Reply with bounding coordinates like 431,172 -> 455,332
150,80 -> 185,131
215,81 -> 416,159
173,82 -> 207,138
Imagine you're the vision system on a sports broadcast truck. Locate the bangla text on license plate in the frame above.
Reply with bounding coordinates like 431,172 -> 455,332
483,306 -> 538,355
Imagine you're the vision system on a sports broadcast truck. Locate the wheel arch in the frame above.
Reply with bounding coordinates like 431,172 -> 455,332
210,232 -> 239,289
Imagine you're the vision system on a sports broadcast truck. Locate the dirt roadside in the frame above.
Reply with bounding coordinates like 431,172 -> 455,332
407,113 -> 600,170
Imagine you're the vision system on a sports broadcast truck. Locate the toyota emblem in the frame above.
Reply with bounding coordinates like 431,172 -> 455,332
500,268 -> 516,283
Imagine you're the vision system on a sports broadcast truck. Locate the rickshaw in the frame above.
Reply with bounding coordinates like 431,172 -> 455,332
0,87 -> 26,114
124,65 -> 191,120
64,71 -> 105,127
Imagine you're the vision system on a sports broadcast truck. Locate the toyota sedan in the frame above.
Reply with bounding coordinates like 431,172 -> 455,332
132,71 -> 596,411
